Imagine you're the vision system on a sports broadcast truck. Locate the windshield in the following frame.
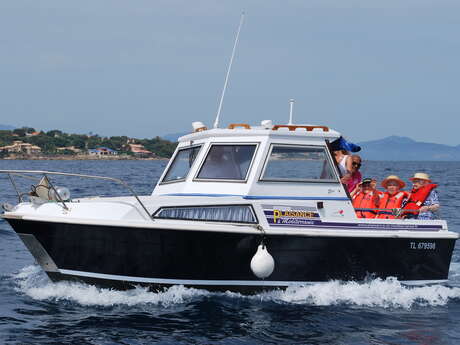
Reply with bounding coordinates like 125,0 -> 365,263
197,144 -> 257,181
162,145 -> 201,183
261,145 -> 337,182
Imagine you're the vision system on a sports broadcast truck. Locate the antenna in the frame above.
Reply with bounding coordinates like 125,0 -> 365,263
213,12 -> 245,129
288,99 -> 294,125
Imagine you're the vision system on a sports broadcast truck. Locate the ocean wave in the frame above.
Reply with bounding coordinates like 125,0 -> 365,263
13,265 -> 460,309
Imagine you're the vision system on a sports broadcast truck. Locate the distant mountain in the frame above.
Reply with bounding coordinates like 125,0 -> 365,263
0,124 -> 15,130
162,132 -> 459,160
162,132 -> 188,142
358,136 -> 460,161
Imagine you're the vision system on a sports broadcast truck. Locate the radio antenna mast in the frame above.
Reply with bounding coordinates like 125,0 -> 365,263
213,12 -> 245,129
288,99 -> 294,125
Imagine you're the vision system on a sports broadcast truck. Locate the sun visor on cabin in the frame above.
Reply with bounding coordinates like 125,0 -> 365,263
330,137 -> 361,153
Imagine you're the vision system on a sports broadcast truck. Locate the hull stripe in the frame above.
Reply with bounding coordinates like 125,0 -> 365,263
244,196 -> 349,201
163,193 -> 349,201
58,269 -> 447,287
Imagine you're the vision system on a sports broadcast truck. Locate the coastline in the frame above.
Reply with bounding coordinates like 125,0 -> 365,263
1,154 -> 168,161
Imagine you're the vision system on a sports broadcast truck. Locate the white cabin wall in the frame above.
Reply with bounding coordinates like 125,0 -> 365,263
151,128 -> 351,214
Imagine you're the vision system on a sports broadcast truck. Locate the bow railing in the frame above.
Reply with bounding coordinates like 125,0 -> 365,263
0,170 -> 154,221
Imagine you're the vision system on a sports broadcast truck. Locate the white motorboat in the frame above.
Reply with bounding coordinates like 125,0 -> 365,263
1,121 -> 457,292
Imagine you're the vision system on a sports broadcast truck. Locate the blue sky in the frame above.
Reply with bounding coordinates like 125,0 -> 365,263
1,1 -> 459,144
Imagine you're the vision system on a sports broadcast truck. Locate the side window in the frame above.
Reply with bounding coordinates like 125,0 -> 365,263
196,144 -> 257,181
154,205 -> 257,223
162,146 -> 201,183
261,145 -> 338,182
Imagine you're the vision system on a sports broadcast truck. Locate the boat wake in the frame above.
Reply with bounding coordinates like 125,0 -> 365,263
255,278 -> 460,308
13,265 -> 460,309
13,266 -> 209,307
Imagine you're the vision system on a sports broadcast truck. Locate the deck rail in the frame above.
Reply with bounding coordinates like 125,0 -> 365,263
354,207 -> 441,219
0,170 -> 154,221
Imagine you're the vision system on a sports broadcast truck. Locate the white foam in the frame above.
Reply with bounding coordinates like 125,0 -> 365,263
13,265 -> 460,309
254,278 -> 460,308
13,266 -> 209,307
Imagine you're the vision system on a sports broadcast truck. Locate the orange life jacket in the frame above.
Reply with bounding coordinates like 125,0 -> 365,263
376,191 -> 408,219
403,183 -> 437,216
352,191 -> 379,218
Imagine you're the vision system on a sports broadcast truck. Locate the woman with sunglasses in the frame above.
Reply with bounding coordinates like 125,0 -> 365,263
347,155 -> 362,194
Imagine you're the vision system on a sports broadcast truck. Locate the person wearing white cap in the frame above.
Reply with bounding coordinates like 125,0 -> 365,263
403,172 -> 439,220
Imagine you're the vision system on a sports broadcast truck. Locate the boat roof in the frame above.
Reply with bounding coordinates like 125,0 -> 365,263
178,123 -> 341,143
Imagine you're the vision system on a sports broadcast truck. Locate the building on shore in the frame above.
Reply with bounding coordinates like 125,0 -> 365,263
88,147 -> 118,156
56,146 -> 82,154
25,131 -> 41,137
128,143 -> 155,158
0,141 -> 42,155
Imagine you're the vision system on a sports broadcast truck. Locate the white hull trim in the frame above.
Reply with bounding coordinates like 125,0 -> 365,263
7,214 -> 456,239
59,269 -> 448,287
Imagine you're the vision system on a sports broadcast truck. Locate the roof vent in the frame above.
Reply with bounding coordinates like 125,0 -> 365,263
261,120 -> 273,129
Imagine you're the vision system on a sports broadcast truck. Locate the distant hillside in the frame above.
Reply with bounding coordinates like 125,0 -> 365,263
163,132 -> 459,161
0,127 -> 177,158
358,136 -> 460,161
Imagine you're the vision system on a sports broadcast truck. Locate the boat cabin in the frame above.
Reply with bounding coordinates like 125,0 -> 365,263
153,121 -> 357,219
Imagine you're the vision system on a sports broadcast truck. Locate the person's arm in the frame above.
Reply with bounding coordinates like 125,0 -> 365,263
420,190 -> 440,212
420,204 -> 440,212
350,182 -> 362,197
341,173 -> 351,184
372,192 -> 381,208
345,155 -> 353,173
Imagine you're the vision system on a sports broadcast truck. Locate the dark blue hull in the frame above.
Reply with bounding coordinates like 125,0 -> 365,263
7,219 -> 456,292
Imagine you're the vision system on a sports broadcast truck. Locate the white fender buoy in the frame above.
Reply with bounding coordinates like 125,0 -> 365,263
250,244 -> 275,279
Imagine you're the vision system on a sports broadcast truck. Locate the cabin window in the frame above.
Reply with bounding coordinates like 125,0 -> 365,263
162,145 -> 202,183
260,145 -> 338,182
154,205 -> 257,223
196,144 -> 257,181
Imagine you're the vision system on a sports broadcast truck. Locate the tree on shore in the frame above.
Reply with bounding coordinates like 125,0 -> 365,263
0,128 -> 177,157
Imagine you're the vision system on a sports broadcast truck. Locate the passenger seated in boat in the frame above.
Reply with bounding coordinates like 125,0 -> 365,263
376,175 -> 408,219
352,177 -> 380,218
403,173 -> 439,220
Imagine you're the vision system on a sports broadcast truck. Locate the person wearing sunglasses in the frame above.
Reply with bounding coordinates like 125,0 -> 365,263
403,172 -> 439,219
347,155 -> 362,194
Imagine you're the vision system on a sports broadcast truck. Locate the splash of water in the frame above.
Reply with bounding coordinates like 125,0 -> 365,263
254,278 -> 460,308
13,266 -> 209,307
13,265 -> 460,309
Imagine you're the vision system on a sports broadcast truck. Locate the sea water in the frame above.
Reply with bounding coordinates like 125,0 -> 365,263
1,160 -> 460,345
